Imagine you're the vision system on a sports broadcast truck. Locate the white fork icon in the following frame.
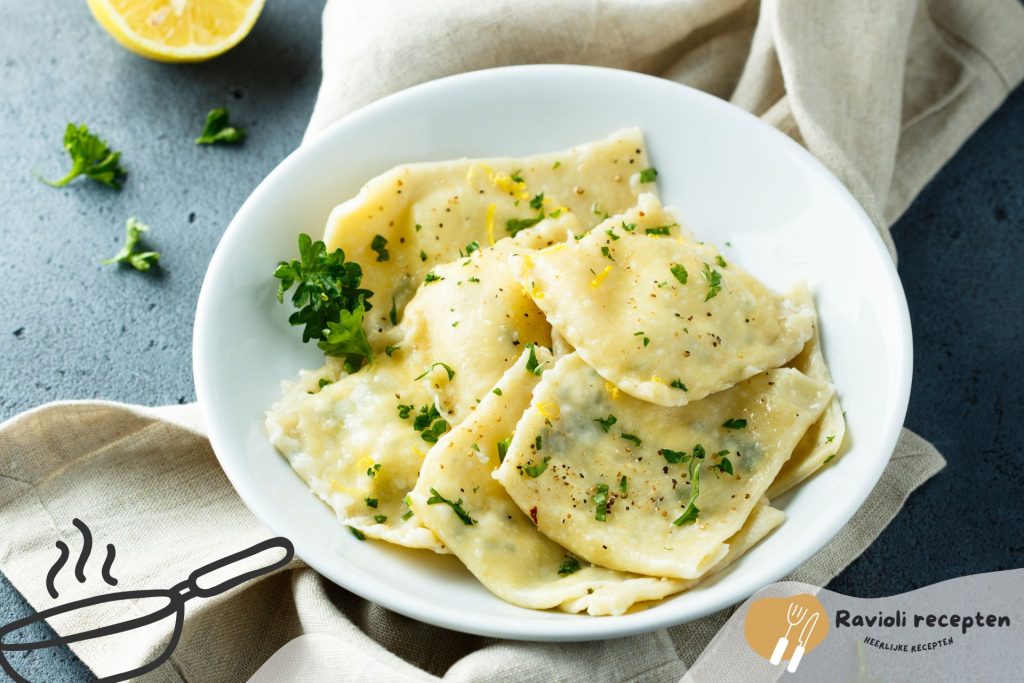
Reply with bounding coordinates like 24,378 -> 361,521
770,602 -> 807,665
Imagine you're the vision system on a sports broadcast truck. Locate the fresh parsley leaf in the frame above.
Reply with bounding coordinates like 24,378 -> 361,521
671,379 -> 688,391
673,458 -> 702,526
825,435 -> 836,443
594,483 -> 610,521
557,555 -> 581,575
401,510 -> 415,521
534,435 -> 543,452
645,225 -> 672,236
373,514 -> 388,524
397,404 -> 414,419
385,345 -> 401,357
274,233 -> 373,370
510,169 -> 524,183
823,453 -> 837,464
424,272 -> 443,284
465,240 -> 481,255
497,436 -> 512,463
427,487 -> 476,525
670,263 -> 688,285
348,526 -> 366,540
722,418 -> 747,429
601,245 -> 615,261
419,250 -> 428,262
639,167 -> 658,183
692,444 -> 706,460
365,496 -> 378,508
530,193 -> 545,210
709,457 -> 734,477
605,228 -> 620,241
702,262 -> 722,301
619,475 -> 628,494
594,414 -> 617,433
522,457 -> 550,478
506,215 -> 543,236
366,463 -> 381,477
388,297 -> 398,325
318,378 -> 333,389
371,234 -> 389,262
415,362 -> 455,381
102,217 -> 160,272
659,448 -> 688,464
552,161 -> 562,169
41,123 -> 126,189
621,433 -> 642,448
715,254 -> 728,268
195,107 -> 246,145
492,387 -> 503,396
525,343 -> 546,375
620,222 -> 636,232
467,276 -> 481,283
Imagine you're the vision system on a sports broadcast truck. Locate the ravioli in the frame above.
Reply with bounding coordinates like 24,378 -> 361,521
266,355 -> 445,552
766,292 -> 846,499
410,347 -> 690,615
512,194 -> 814,407
322,129 -> 655,349
494,353 -> 832,580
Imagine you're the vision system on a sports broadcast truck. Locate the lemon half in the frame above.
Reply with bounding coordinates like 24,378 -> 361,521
87,0 -> 265,63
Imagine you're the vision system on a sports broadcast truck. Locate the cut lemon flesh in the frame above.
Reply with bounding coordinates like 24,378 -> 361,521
87,0 -> 265,63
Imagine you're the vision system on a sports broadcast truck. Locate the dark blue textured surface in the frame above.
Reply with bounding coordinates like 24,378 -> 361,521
0,0 -> 1022,679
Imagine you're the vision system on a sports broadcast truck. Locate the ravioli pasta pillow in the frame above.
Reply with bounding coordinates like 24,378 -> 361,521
322,128 -> 656,349
512,194 -> 814,407
494,353 -> 833,580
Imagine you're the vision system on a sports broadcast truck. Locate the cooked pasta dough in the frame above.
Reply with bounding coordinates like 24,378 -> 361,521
494,353 -> 832,580
512,194 -> 814,407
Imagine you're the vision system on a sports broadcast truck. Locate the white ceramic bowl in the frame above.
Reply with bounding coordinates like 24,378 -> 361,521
194,65 -> 911,641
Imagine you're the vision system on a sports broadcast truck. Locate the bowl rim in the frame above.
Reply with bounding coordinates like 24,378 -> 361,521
193,63 -> 912,641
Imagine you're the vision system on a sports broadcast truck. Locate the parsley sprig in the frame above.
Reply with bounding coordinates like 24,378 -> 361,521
427,488 -> 476,525
41,123 -> 126,189
195,108 -> 246,145
274,233 -> 373,372
102,218 -> 160,272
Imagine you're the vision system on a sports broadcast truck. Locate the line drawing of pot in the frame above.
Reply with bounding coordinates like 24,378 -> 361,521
0,537 -> 294,683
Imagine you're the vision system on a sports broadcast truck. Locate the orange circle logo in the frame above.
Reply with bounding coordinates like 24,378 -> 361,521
744,594 -> 829,672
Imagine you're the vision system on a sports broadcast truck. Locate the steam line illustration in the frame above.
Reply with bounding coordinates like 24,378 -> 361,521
45,518 -> 118,599
1,536 -> 294,683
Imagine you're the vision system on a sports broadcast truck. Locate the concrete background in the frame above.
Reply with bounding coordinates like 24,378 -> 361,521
1,0 -> 1021,680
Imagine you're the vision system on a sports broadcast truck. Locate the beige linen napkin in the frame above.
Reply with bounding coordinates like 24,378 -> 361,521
2,0 -> 1023,680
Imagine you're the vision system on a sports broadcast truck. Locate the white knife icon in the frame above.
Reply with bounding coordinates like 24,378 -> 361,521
787,611 -> 819,673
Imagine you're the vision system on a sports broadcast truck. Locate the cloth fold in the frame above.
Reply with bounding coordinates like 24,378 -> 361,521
3,0 -> 1024,680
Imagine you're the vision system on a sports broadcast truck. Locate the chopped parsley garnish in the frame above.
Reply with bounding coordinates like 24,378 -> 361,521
401,510 -> 414,521
419,250 -> 428,262
659,448 -> 688,464
348,526 -> 366,541
373,514 -> 388,524
619,475 -> 628,494
722,418 -> 747,429
497,436 -> 512,463
601,246 -> 615,261
467,276 -> 481,283
594,483 -> 610,521
673,458 -> 702,526
523,457 -> 550,478
715,254 -> 728,268
530,193 -> 545,210
427,488 -> 476,525
492,387 -> 503,396
594,414 -> 617,433
389,297 -> 398,325
41,123 -> 126,189
506,215 -> 543,236
709,457 -> 734,477
639,167 -> 658,183
195,107 -> 246,145
620,221 -> 636,232
558,556 -> 581,575
464,240 -> 481,255
825,435 -> 836,443
410,403 -> 449,443
415,362 -> 455,382
365,496 -> 378,508
621,433 -> 642,447
370,234 -> 389,262
692,444 -> 706,459
510,169 -> 524,183
274,233 -> 373,372
671,379 -> 688,391
102,217 -> 160,272
534,435 -> 543,452
366,463 -> 381,477
702,263 -> 722,301
645,225 -> 672,236
605,228 -> 620,241
552,161 -> 562,169
823,453 -> 837,464
385,345 -> 401,356
670,263 -> 688,285
424,272 -> 443,284
318,378 -> 333,389
525,343 -> 546,375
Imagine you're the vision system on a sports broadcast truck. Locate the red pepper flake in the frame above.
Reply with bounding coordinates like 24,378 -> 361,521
529,506 -> 539,524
